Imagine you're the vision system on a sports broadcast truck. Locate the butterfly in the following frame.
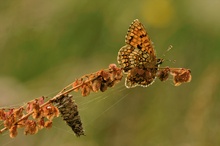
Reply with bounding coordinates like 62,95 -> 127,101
117,19 -> 163,88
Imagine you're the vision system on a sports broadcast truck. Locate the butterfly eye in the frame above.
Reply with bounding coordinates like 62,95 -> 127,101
157,59 -> 164,65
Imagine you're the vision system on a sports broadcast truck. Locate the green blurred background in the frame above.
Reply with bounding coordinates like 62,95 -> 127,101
0,0 -> 220,146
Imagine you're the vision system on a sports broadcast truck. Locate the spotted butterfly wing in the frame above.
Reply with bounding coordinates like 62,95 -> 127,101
117,19 -> 161,88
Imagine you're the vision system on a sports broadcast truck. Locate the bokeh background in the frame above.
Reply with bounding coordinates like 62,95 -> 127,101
0,0 -> 220,146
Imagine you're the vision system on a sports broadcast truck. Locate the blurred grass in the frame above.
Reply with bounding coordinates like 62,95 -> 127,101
0,0 -> 220,146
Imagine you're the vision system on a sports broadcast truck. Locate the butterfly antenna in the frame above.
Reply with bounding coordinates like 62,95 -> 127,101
162,45 -> 173,57
160,45 -> 176,64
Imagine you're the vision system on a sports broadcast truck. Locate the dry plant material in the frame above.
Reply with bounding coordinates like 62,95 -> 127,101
0,97 -> 59,138
0,64 -> 123,138
157,67 -> 170,82
157,67 -> 192,86
71,64 -> 123,96
170,68 -> 192,86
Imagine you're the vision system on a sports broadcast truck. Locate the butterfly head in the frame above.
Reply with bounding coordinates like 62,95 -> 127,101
156,58 -> 164,66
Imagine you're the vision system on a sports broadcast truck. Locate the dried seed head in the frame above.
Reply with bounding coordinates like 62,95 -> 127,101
91,77 -> 102,92
24,120 -> 38,135
109,64 -> 123,81
38,96 -> 45,105
38,118 -> 45,129
99,70 -> 110,81
71,64 -> 123,96
115,69 -> 123,80
4,113 -> 15,129
170,68 -> 192,86
81,83 -> 91,97
14,108 -> 24,120
32,102 -> 42,120
32,110 -> 42,120
72,79 -> 83,92
157,67 -> 170,82
108,63 -> 117,70
42,104 -> 59,120
9,125 -> 18,138
26,102 -> 33,113
17,116 -> 28,128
